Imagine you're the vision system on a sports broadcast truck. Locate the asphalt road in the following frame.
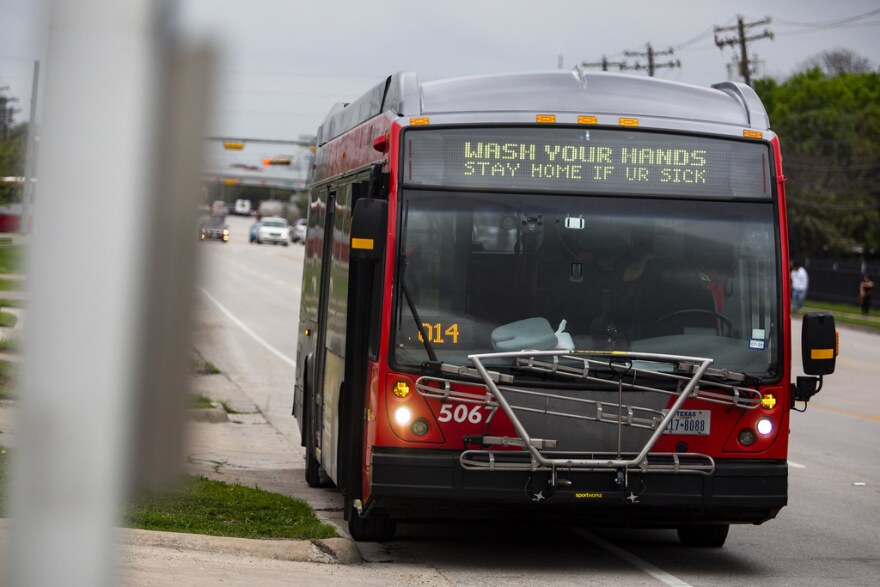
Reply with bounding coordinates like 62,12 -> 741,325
196,214 -> 880,585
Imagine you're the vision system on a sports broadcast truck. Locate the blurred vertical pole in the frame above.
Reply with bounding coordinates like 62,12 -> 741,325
4,1 -> 213,585
19,60 -> 39,235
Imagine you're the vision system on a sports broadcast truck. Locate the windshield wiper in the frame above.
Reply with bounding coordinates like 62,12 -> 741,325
439,362 -> 515,384
399,255 -> 438,363
674,362 -> 760,386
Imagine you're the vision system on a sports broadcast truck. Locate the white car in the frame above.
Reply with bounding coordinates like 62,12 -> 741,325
256,217 -> 290,246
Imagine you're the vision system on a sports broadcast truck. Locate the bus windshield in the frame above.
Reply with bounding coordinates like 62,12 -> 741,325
392,189 -> 780,380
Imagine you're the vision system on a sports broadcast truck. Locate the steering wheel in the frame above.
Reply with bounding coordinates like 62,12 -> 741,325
652,309 -> 735,337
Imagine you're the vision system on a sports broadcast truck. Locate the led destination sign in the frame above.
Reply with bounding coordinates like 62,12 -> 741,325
404,128 -> 771,199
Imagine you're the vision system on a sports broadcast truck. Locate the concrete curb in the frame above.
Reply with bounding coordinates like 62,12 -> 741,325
120,527 -> 363,565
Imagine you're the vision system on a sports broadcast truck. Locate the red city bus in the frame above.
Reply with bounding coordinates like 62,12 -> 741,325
293,69 -> 838,545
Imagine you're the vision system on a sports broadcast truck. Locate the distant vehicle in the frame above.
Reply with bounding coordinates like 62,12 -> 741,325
199,216 -> 229,243
233,199 -> 252,216
255,216 -> 290,246
211,200 -> 229,216
292,218 -> 307,243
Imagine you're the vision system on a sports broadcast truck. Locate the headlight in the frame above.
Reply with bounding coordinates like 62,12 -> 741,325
394,406 -> 412,425
756,418 -> 774,436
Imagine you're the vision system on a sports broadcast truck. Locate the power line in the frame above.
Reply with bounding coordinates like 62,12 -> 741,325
714,15 -> 774,86
775,20 -> 880,37
673,20 -> 730,51
774,7 -> 880,29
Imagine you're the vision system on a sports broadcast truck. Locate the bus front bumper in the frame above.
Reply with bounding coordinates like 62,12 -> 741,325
369,448 -> 787,525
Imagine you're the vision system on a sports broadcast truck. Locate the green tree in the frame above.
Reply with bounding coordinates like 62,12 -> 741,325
754,65 -> 880,257
0,122 -> 27,205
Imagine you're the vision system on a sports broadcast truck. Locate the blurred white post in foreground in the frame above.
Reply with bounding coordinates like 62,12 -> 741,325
4,1 -> 213,585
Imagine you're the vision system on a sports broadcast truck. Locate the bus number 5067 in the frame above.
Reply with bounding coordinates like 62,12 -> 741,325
437,404 -> 483,424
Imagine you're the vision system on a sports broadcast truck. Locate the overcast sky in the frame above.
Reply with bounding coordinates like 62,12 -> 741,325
2,1 -> 879,150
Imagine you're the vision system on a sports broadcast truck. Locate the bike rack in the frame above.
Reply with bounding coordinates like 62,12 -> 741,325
415,350 -> 762,479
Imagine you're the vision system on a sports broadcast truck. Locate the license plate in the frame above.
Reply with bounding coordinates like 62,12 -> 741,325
662,410 -> 710,435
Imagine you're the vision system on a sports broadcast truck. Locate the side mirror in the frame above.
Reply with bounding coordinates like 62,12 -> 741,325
350,198 -> 387,262
801,312 -> 837,376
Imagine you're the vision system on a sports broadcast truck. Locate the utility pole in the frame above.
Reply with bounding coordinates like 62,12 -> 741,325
581,55 -> 628,72
714,15 -> 774,85
582,45 -> 679,76
624,44 -> 681,77
0,87 -> 19,140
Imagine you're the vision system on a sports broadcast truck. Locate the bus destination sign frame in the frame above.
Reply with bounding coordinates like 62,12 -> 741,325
403,127 -> 772,200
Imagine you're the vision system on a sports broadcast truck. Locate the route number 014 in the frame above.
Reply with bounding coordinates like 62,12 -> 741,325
418,322 -> 460,344
437,404 -> 484,424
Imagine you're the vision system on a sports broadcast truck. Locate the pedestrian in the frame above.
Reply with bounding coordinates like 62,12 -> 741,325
790,262 -> 808,312
859,273 -> 874,315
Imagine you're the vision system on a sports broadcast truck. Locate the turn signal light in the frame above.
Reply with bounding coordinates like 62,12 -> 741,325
391,379 -> 411,399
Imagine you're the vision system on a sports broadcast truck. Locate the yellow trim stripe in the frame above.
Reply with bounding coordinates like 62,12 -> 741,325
351,238 -> 374,250
811,348 -> 834,360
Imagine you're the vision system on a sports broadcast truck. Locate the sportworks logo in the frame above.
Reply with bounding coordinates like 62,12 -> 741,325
575,492 -> 603,499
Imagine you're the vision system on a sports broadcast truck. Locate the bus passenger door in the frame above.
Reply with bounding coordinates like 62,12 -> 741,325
307,189 -> 336,483
317,185 -> 353,483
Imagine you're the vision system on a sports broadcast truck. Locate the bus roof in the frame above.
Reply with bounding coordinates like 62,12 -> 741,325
317,68 -> 769,146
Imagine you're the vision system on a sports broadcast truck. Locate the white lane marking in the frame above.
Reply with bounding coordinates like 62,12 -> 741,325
571,528 -> 693,587
199,286 -> 296,369
789,461 -> 806,469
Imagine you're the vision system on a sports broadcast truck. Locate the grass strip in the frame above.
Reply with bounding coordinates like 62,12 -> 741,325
126,476 -> 337,540
0,457 -> 337,541
0,246 -> 23,274
0,359 -> 15,399
801,300 -> 880,331
0,278 -> 22,292
0,311 -> 17,328
0,336 -> 20,353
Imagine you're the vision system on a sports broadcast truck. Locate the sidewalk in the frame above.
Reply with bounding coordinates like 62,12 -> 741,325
1,356 -> 450,585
